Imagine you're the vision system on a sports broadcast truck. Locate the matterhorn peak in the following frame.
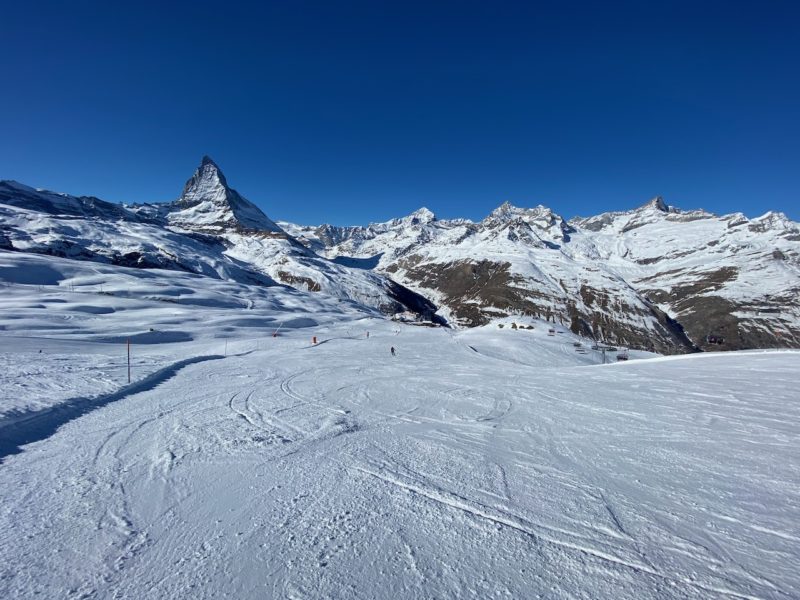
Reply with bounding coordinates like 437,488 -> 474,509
180,155 -> 230,203
169,156 -> 282,234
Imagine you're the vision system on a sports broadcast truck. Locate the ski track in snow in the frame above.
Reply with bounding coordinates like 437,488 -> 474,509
0,353 -> 226,462
0,323 -> 798,599
348,465 -> 764,600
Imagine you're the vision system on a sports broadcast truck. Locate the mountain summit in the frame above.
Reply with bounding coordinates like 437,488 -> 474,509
179,155 -> 230,201
169,156 -> 283,234
407,207 -> 436,224
641,196 -> 671,213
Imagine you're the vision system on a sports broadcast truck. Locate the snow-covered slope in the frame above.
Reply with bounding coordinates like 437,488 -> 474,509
0,249 -> 372,418
1,290 -> 798,598
0,248 -> 656,421
295,197 -> 800,352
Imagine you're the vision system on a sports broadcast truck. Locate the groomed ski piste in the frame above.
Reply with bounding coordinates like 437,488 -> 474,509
1,250 -> 798,599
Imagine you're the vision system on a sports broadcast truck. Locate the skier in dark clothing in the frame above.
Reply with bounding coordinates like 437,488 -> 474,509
390,346 -> 396,357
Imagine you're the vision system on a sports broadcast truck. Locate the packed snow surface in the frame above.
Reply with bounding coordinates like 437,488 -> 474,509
1,255 -> 798,599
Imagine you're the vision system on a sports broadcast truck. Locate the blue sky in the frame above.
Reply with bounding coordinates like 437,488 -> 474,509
1,1 -> 798,224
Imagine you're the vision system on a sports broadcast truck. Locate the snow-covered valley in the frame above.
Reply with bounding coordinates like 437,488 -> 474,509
1,249 -> 798,599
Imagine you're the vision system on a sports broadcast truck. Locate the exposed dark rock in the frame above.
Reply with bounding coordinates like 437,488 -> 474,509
276,272 -> 322,292
0,229 -> 13,250
398,260 -> 532,326
110,251 -> 191,272
393,260 -> 689,352
384,280 -> 446,325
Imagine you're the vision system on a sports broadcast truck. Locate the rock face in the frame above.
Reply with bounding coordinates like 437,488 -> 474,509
291,197 -> 800,353
0,158 -> 441,322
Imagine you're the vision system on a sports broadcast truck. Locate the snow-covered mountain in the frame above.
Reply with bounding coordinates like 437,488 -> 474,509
0,159 -> 439,321
165,155 -> 283,234
3,158 -> 798,353
286,197 -> 800,353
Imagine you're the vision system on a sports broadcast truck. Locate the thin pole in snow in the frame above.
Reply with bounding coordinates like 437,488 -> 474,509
225,340 -> 228,356
127,338 -> 131,384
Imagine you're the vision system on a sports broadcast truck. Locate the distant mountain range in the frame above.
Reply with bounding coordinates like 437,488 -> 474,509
2,157 -> 798,353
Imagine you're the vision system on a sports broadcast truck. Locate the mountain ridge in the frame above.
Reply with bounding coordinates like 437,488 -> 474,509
2,157 -> 798,353
288,196 -> 800,352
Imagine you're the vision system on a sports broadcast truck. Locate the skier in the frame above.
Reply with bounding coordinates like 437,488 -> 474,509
390,346 -> 396,357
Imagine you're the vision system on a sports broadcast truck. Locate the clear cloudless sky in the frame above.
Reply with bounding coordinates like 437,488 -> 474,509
1,0 -> 798,224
